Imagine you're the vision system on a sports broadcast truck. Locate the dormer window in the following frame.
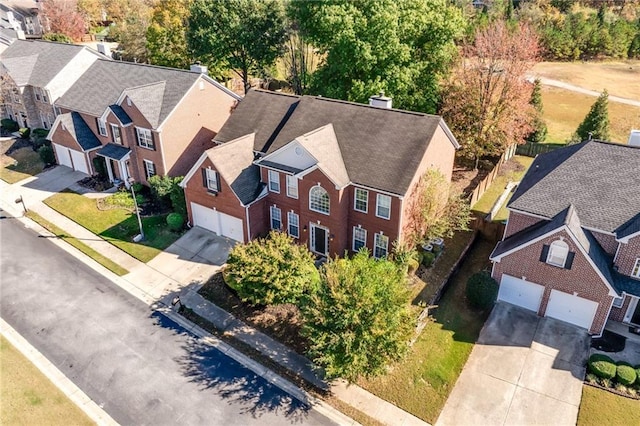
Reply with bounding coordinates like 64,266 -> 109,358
632,259 -> 640,278
309,185 -> 330,215
547,240 -> 569,267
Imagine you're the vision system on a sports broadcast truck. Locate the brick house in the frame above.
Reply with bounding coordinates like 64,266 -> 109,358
490,140 -> 640,336
0,39 -> 104,130
181,89 -> 460,257
47,60 -> 240,186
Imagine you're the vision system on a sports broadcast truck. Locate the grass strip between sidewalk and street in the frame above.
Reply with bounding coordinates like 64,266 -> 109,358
0,336 -> 94,426
577,385 -> 640,426
26,211 -> 128,276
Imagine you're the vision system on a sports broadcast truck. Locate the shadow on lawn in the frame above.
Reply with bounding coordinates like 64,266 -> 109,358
150,310 -> 313,422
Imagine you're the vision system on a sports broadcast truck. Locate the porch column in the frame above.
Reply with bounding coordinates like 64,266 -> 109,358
119,160 -> 130,188
104,158 -> 114,182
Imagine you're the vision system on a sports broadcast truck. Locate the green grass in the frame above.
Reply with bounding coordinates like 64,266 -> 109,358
357,239 -> 495,423
26,211 -> 128,276
577,385 -> 640,426
44,191 -> 182,263
0,146 -> 44,184
1,336 -> 95,426
471,156 -> 534,219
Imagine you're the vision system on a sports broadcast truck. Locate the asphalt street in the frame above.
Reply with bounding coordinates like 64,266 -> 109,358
0,214 -> 336,426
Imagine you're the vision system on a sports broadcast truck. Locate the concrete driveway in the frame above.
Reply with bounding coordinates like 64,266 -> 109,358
437,302 -> 589,426
2,166 -> 87,207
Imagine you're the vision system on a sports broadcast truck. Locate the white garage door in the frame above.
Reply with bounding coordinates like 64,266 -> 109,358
69,149 -> 89,174
545,289 -> 598,330
53,144 -> 73,168
190,202 -> 244,242
498,274 -> 544,312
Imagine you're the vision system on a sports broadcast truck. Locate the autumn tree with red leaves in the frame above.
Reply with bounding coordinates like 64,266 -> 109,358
41,0 -> 86,41
440,21 -> 540,169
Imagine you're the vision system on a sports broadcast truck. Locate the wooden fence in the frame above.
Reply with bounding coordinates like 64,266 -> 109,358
469,144 -> 517,207
516,142 -> 563,157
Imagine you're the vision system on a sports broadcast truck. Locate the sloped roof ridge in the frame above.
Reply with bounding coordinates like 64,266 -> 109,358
122,80 -> 167,92
251,89 -> 300,100
307,95 -> 441,119
92,57 -> 204,74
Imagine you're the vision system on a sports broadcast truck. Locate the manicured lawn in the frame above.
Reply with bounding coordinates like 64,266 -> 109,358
357,239 -> 495,423
26,211 -> 128,276
0,336 -> 94,426
44,191 -> 182,263
0,146 -> 44,184
577,385 -> 640,426
471,156 -> 534,219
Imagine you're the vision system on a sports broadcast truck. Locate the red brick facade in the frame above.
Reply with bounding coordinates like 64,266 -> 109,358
615,235 -> 640,277
503,212 -> 542,238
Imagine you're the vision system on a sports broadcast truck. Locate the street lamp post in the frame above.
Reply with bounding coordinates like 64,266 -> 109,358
128,178 -> 145,242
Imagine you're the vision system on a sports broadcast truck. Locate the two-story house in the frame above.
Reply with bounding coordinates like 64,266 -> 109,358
0,39 -> 103,130
47,59 -> 240,186
489,140 -> 640,336
181,89 -> 460,256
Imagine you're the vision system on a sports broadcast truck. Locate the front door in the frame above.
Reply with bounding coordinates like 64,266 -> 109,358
632,300 -> 640,326
310,224 -> 328,256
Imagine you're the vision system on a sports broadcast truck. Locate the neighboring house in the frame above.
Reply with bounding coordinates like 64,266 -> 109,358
0,27 -> 22,53
490,140 -> 640,336
48,60 -> 241,185
0,39 -> 103,129
181,89 -> 460,257
0,0 -> 45,38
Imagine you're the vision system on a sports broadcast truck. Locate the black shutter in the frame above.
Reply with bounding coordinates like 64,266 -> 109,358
565,252 -> 575,270
151,132 -> 157,150
539,244 -> 550,262
216,171 -> 221,192
202,168 -> 207,188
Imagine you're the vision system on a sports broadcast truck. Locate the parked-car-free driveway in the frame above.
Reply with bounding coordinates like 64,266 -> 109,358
437,302 -> 589,426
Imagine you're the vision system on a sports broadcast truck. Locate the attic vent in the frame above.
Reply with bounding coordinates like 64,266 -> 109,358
126,97 -> 132,107
369,91 -> 392,109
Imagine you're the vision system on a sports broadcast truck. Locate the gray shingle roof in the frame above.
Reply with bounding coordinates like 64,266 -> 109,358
0,40 -> 96,87
58,112 -> 101,151
97,143 -> 131,161
509,140 -> 640,235
215,89 -> 456,195
56,59 -> 200,128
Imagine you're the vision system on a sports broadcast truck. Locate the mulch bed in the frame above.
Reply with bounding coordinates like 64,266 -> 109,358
198,272 -> 309,355
2,137 -> 32,155
591,330 -> 626,352
78,176 -> 113,192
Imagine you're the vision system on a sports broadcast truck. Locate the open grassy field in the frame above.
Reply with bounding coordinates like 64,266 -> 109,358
533,60 -> 640,101
541,86 -> 640,143
0,336 -> 94,426
577,385 -> 640,426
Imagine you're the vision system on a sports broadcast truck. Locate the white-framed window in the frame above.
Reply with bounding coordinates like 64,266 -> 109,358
268,170 -> 280,193
111,124 -> 122,144
34,87 -> 41,101
353,226 -> 367,252
288,212 -> 299,238
309,185 -> 330,215
97,118 -> 108,136
270,206 -> 282,230
632,258 -> 640,278
40,113 -> 49,129
205,168 -> 218,192
136,127 -> 154,149
354,188 -> 368,213
143,159 -> 156,179
376,194 -> 391,219
613,297 -> 624,308
286,175 -> 298,199
42,89 -> 49,103
547,240 -> 569,267
374,233 -> 389,259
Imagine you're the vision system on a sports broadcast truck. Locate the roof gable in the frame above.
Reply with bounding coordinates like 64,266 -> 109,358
49,112 -> 101,151
121,82 -> 166,128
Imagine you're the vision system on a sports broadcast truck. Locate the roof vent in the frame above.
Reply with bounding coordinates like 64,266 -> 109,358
96,43 -> 111,58
369,91 -> 392,109
190,61 -> 208,75
628,129 -> 640,147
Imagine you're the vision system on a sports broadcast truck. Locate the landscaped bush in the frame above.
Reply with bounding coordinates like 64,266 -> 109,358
465,271 -> 498,310
407,258 -> 420,275
31,128 -> 49,139
1,118 -> 19,132
19,127 -> 30,139
169,176 -> 187,217
166,212 -> 184,231
588,354 -> 616,379
422,251 -> 435,267
224,231 -> 320,306
148,175 -> 173,210
38,145 -> 55,166
616,363 -> 637,386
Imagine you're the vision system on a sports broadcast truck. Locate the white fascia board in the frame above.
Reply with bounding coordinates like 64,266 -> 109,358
181,152 -> 209,188
46,114 -> 63,140
439,118 -> 461,150
201,74 -> 242,100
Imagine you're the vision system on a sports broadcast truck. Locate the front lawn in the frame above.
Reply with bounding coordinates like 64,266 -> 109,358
0,140 -> 44,183
45,190 -> 182,262
0,336 -> 94,426
577,385 -> 640,426
356,239 -> 495,423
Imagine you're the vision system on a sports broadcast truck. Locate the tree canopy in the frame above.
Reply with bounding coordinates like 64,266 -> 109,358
571,90 -> 611,143
288,0 -> 464,113
41,0 -> 86,41
188,0 -> 288,92
526,78 -> 548,143
146,0 -> 192,69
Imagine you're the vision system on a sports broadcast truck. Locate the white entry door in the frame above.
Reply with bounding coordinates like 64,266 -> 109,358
53,144 -> 73,168
545,289 -> 598,330
497,274 -> 544,312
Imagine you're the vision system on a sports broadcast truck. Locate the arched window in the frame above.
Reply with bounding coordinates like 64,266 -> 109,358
547,240 -> 569,267
309,185 -> 330,214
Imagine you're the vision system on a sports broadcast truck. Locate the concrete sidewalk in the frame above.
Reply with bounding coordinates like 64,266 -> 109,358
1,168 -> 430,426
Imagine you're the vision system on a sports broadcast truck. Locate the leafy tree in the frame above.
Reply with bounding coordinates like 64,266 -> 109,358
571,90 -> 610,143
77,0 -> 103,25
224,231 -> 320,306
288,0 -> 464,113
526,78 -> 548,143
38,145 -> 56,166
465,271 -> 498,310
146,0 -> 192,69
282,25 -> 319,95
188,0 -> 288,93
42,33 -> 73,43
440,20 -> 539,168
301,250 -> 414,381
108,0 -> 152,63
404,169 -> 470,245
41,0 -> 87,41
169,177 -> 187,217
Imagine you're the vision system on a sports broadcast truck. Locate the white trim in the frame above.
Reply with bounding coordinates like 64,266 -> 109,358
619,230 -> 640,243
354,188 -> 368,213
309,223 -> 329,256
97,118 -> 108,136
268,169 -> 280,193
245,205 -> 251,242
438,119 -> 462,150
286,175 -> 298,199
110,123 -> 122,144
632,258 -> 640,278
546,240 -> 569,267
205,168 -> 219,192
135,127 -> 154,149
270,205 -> 282,230
613,241 -> 623,264
181,152 -> 208,188
352,226 -> 367,252
397,196 -> 404,243
309,184 -> 330,215
143,159 -> 156,179
373,232 -> 389,259
376,194 -> 391,220
624,297 -> 639,324
287,211 -> 300,238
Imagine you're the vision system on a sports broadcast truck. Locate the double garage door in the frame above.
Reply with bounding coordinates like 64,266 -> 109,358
498,274 -> 598,330
190,202 -> 244,243
53,144 -> 89,174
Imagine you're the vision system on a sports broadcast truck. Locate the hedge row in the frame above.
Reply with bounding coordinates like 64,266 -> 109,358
588,353 -> 640,386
